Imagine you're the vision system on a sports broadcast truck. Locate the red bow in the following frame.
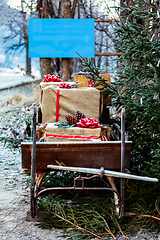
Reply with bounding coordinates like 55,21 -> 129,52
76,118 -> 101,128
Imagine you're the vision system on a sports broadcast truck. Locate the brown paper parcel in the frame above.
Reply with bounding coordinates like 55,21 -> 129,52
41,86 -> 102,124
45,123 -> 101,142
74,75 -> 111,105
39,82 -> 73,105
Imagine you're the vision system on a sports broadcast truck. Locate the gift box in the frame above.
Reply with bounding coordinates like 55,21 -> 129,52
74,74 -> 111,105
39,82 -> 73,104
41,86 -> 102,124
36,124 -> 46,140
45,123 -> 102,142
74,74 -> 110,88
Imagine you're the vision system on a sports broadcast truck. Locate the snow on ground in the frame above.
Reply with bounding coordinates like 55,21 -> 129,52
0,68 -> 41,90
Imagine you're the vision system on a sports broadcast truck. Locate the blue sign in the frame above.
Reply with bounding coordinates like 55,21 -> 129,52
29,19 -> 95,58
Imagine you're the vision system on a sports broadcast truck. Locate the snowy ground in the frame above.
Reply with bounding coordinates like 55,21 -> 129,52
0,68 -> 41,90
0,75 -> 36,90
0,84 -> 67,239
0,84 -> 160,240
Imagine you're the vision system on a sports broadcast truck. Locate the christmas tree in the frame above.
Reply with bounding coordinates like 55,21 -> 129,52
113,0 -> 160,177
76,0 -> 160,180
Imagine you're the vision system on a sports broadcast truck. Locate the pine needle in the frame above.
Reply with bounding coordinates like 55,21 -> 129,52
94,211 -> 116,239
139,215 -> 160,221
53,213 -> 103,239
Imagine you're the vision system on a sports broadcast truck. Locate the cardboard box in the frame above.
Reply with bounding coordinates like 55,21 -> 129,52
41,86 -> 102,124
45,123 -> 101,142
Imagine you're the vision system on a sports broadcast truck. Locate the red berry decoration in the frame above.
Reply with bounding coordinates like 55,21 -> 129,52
51,76 -> 57,81
88,80 -> 95,87
59,83 -> 71,89
43,74 -> 62,82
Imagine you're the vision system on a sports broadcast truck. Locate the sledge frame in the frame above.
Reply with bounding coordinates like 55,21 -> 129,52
21,109 -> 158,219
21,108 -> 133,218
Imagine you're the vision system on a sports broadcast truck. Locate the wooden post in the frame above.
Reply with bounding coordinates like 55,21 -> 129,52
31,108 -> 36,218
120,108 -> 125,218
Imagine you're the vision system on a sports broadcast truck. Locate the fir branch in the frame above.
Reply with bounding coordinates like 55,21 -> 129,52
139,214 -> 160,221
53,213 -> 103,239
75,52 -> 115,93
94,211 -> 116,239
76,52 -> 103,78
54,121 -> 76,130
0,136 -> 32,150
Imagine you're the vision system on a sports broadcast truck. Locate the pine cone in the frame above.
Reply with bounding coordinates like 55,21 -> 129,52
75,111 -> 86,121
65,114 -> 78,125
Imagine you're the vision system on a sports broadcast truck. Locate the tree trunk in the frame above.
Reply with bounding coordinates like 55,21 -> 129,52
26,39 -> 31,75
21,11 -> 31,75
59,0 -> 72,82
37,0 -> 78,81
59,0 -> 77,81
40,58 -> 52,79
37,0 -> 55,79
61,58 -> 73,81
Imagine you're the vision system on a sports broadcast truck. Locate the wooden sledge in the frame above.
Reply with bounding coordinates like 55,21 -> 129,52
21,108 -> 158,219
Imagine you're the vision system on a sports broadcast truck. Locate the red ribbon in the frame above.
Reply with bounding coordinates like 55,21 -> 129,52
46,133 -> 100,140
56,89 -> 60,122
101,135 -> 108,141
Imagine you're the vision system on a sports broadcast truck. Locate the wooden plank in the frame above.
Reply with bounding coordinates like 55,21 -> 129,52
95,52 -> 122,56
22,141 -> 132,170
95,19 -> 118,22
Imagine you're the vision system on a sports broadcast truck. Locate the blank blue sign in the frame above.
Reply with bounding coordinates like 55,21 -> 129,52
29,19 -> 95,58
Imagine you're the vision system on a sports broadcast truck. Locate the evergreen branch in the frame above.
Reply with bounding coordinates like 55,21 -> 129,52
76,52 -> 101,78
139,214 -> 160,221
75,52 -> 115,92
125,181 -> 146,204
0,136 -> 32,150
114,219 -> 129,240
54,121 -> 76,130
94,211 -> 116,239
115,8 -> 124,26
53,213 -> 103,239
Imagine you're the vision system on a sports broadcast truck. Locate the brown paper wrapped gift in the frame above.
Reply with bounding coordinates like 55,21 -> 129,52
45,123 -> 102,142
74,74 -> 111,105
74,74 -> 110,88
41,86 -> 102,124
39,82 -> 73,104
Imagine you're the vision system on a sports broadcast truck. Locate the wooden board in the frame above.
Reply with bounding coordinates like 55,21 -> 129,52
21,141 -> 132,170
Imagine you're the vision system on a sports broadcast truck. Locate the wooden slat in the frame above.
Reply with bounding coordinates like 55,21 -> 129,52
21,141 -> 132,170
95,52 -> 122,56
94,18 -> 120,57
95,19 -> 118,22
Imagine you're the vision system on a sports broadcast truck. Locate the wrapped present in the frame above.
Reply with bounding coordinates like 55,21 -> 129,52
74,74 -> 111,105
45,123 -> 102,142
41,86 -> 102,124
74,74 -> 110,88
36,124 -> 46,140
39,81 -> 73,105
